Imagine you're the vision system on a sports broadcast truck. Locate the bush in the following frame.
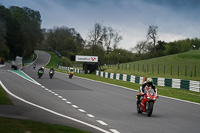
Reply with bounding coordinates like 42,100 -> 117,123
61,57 -> 72,67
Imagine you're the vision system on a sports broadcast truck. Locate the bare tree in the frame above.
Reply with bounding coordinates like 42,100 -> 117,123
88,23 -> 104,55
132,40 -> 147,55
113,31 -> 123,50
146,25 -> 158,52
103,27 -> 114,54
103,26 -> 123,52
87,22 -> 123,56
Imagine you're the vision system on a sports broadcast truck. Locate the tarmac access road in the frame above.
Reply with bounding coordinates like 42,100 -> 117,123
0,50 -> 200,133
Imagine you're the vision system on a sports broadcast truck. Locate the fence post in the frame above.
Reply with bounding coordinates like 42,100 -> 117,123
158,64 -> 159,74
185,65 -> 187,77
171,65 -> 172,75
178,65 -> 179,76
194,65 -> 196,77
164,65 -> 165,75
129,64 -> 131,71
138,64 -> 139,72
152,64 -> 154,73
143,64 -> 144,72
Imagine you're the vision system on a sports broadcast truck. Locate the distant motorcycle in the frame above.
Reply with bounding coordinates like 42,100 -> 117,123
69,72 -> 73,79
33,64 -> 36,69
49,70 -> 54,79
38,70 -> 44,78
136,86 -> 158,117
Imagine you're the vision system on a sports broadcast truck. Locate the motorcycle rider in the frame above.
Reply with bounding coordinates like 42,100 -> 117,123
49,66 -> 54,73
33,63 -> 36,69
137,78 -> 157,101
69,68 -> 74,74
38,66 -> 45,73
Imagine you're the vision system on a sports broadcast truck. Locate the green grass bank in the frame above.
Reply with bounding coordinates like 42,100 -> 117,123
103,50 -> 200,81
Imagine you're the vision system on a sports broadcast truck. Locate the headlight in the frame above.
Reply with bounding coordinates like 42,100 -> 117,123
147,97 -> 151,99
153,98 -> 156,100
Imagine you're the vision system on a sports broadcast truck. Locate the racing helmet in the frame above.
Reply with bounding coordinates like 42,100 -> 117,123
42,66 -> 45,69
146,78 -> 153,86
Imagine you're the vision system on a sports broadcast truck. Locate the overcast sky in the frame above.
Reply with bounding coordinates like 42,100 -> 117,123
1,0 -> 200,50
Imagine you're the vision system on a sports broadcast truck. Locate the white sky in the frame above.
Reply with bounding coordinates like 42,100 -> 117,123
1,0 -> 200,50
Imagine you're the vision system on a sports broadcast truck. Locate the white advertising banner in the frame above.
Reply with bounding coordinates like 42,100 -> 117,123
75,55 -> 98,62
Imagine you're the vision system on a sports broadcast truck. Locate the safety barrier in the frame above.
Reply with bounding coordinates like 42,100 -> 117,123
58,65 -> 83,74
57,66 -> 200,92
95,70 -> 200,92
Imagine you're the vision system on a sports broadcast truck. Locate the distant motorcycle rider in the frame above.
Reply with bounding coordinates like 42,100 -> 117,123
33,63 -> 36,69
38,66 -> 45,73
49,66 -> 54,72
49,67 -> 54,74
137,78 -> 157,101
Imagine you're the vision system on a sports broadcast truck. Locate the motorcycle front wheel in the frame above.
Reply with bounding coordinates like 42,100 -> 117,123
137,101 -> 142,113
147,101 -> 154,117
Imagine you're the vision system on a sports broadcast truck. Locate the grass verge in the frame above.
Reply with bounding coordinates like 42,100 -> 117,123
45,51 -> 62,68
0,85 -> 12,105
0,117 -> 90,133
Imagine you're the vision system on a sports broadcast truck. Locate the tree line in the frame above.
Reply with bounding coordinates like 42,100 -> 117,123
0,5 -> 42,61
1,5 -> 200,66
40,22 -> 136,65
133,25 -> 200,61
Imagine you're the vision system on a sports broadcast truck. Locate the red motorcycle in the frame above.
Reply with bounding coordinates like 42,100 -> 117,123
136,86 -> 158,117
69,72 -> 73,79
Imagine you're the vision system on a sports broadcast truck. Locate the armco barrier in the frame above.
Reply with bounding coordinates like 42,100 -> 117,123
95,70 -> 200,92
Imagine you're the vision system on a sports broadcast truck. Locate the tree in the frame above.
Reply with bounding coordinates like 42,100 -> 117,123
133,40 -> 147,56
9,6 -> 43,58
42,26 -> 84,57
88,23 -> 105,55
146,25 -> 158,53
0,18 -> 9,59
103,27 -> 123,53
112,31 -> 123,50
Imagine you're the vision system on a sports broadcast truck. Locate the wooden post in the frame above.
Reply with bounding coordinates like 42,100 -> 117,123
178,65 -> 179,76
171,65 -> 172,75
164,65 -> 165,75
185,65 -> 187,77
138,64 -> 139,72
143,64 -> 144,72
152,64 -> 154,73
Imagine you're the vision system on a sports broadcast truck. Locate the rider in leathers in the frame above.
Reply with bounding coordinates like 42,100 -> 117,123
137,78 -> 157,101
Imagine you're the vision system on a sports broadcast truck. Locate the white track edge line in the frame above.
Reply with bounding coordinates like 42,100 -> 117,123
0,80 -> 111,133
97,120 -> 108,126
110,129 -> 120,133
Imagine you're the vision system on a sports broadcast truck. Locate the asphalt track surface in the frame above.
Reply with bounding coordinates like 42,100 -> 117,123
0,50 -> 200,133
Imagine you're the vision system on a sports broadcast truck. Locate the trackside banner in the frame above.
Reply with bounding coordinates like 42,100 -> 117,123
75,55 -> 98,62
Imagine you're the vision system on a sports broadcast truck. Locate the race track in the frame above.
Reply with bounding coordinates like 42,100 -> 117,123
0,50 -> 200,133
